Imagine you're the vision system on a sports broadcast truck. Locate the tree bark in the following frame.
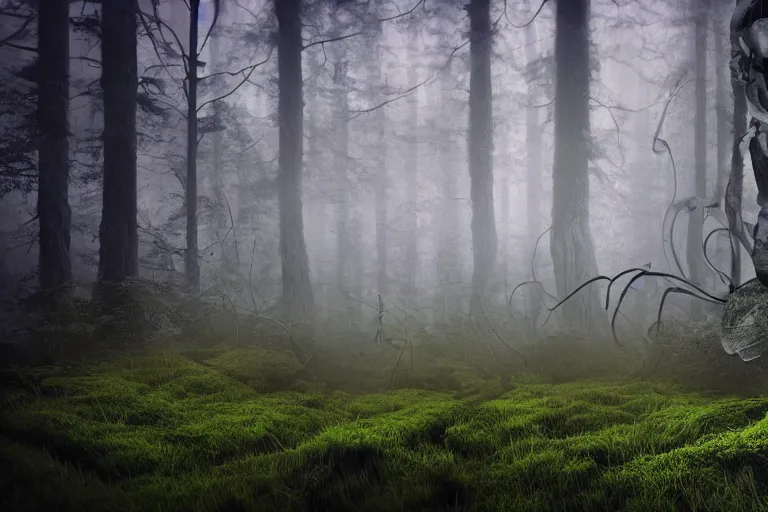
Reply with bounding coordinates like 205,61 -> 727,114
305,48 -> 327,314
275,0 -> 315,318
524,3 -> 543,331
727,1 -> 749,288
185,0 -> 201,290
98,0 -> 138,283
436,130 -> 462,319
687,0 -> 707,321
550,0 -> 604,332
210,0 -> 232,272
500,154 -> 509,303
37,0 -> 72,292
467,0 -> 497,316
728,81 -> 747,287
714,6 -> 731,288
404,33 -> 419,301
373,23 -> 389,298
333,44 -> 350,308
435,73 -> 463,321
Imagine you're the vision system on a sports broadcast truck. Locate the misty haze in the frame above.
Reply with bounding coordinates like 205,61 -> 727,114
3,0 -> 768,510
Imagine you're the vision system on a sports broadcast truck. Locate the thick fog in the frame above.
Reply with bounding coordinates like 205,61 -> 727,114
0,0 -> 759,340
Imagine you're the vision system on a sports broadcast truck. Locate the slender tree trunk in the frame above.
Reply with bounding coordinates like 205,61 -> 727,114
404,34 -> 419,301
373,26 -> 389,298
728,0 -> 749,288
524,6 -> 543,330
687,0 -> 707,320
333,51 -> 350,309
713,4 -> 733,289
467,0 -> 497,316
436,126 -> 461,320
728,80 -> 747,287
185,0 -> 201,290
500,164 -> 509,303
306,48 -> 327,314
348,214 -> 363,319
37,0 -> 72,292
275,0 -> 315,318
550,0 -> 604,332
714,9 -> 730,210
210,1 -> 231,271
435,70 -> 462,321
99,0 -> 138,283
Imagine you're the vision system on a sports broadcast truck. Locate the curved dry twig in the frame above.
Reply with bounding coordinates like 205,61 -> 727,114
703,227 -> 734,290
653,286 -> 721,336
611,271 -> 726,345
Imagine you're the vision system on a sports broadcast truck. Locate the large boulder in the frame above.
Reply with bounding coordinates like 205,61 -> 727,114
721,279 -> 768,361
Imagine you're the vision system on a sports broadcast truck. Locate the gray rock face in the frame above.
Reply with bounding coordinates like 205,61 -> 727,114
721,279 -> 768,361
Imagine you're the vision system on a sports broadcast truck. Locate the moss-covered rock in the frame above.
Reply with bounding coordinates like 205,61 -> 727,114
722,278 -> 768,361
204,348 -> 304,392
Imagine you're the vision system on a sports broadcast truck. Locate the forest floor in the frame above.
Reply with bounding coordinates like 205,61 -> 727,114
3,334 -> 768,512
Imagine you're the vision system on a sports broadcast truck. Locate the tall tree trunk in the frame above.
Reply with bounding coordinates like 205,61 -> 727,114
500,159 -> 509,302
714,8 -> 730,215
713,4 -> 733,288
373,24 -> 389,298
728,0 -> 749,290
524,5 -> 543,331
275,0 -> 315,318
306,48 -> 327,314
467,0 -> 497,316
436,126 -> 461,320
687,0 -> 707,320
550,0 -> 604,332
728,80 -> 747,287
37,0 -> 72,292
404,34 -> 419,301
185,0 -> 201,290
333,47 -> 350,310
434,71 -> 463,321
210,0 -> 231,271
99,0 -> 138,283
348,213 -> 363,320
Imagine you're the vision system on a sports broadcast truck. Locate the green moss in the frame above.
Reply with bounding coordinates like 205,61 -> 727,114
204,348 -> 303,392
3,348 -> 768,511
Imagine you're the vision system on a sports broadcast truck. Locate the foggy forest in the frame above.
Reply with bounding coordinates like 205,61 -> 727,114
4,0 -> 768,510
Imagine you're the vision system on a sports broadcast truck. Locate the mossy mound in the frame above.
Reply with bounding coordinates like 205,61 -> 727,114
3,348 -> 768,511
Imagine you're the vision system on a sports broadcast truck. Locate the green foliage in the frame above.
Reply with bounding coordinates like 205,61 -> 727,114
8,283 -> 768,510
3,342 -> 768,511
203,348 -> 304,392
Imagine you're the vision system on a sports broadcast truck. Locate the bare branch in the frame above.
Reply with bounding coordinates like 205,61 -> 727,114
2,41 -> 36,52
0,12 -> 34,47
198,0 -> 220,55
136,1 -> 184,85
505,0 -> 548,29
301,30 -> 362,51
377,0 -> 425,22
0,11 -> 35,20
199,58 -> 263,82
196,49 -> 273,113
349,39 -> 470,117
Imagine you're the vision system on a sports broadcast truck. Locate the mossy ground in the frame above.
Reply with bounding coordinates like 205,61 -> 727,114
3,309 -> 768,511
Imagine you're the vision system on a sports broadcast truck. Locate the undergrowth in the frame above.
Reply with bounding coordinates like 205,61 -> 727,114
2,284 -> 768,511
